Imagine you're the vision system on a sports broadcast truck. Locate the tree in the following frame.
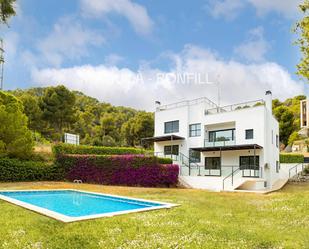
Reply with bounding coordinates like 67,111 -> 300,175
294,0 -> 309,81
40,85 -> 76,140
122,112 -> 154,146
273,106 -> 295,146
288,131 -> 301,146
0,91 -> 33,158
0,0 -> 16,25
20,94 -> 44,132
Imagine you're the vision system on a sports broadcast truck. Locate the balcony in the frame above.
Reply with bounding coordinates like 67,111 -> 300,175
204,138 -> 236,147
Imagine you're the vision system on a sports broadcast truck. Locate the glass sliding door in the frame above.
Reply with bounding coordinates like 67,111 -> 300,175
239,156 -> 259,177
205,157 -> 221,176
205,129 -> 236,147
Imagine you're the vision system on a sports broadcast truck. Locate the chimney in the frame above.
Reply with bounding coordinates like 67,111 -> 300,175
265,90 -> 272,114
155,101 -> 161,111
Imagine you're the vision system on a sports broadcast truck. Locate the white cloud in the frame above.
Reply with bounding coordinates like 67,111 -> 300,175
80,0 -> 154,35
207,0 -> 302,20
248,0 -> 302,18
2,32 -> 19,66
31,44 -> 304,111
38,17 -> 105,67
206,0 -> 246,20
234,26 -> 269,62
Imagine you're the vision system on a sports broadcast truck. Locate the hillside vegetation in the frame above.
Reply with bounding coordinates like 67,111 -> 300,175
4,86 -> 306,151
8,86 -> 154,148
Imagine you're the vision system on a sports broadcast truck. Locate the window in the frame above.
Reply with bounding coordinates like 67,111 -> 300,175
164,120 -> 179,133
189,123 -> 201,137
276,135 -> 279,148
208,129 -> 235,142
164,145 -> 179,156
205,157 -> 221,170
239,156 -> 259,170
276,161 -> 280,173
245,129 -> 254,139
189,149 -> 200,163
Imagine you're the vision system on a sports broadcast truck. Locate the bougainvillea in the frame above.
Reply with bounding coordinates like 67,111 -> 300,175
58,154 -> 179,187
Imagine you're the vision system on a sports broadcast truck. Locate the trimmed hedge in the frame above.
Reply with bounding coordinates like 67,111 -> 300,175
280,153 -> 304,163
53,143 -> 151,157
0,158 -> 59,182
57,154 -> 179,187
0,154 -> 177,186
157,157 -> 173,164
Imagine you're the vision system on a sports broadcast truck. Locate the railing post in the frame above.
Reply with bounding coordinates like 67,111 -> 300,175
232,169 -> 234,186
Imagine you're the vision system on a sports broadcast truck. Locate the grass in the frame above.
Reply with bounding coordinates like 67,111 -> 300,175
0,182 -> 308,249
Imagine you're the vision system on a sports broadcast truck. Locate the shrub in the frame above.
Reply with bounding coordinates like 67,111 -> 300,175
0,158 -> 58,182
56,154 -> 179,187
280,153 -> 304,163
157,157 -> 173,164
53,143 -> 149,157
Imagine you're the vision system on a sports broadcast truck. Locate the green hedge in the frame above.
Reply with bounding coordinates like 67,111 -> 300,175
0,158 -> 60,182
157,157 -> 173,164
279,153 -> 304,163
53,143 -> 151,157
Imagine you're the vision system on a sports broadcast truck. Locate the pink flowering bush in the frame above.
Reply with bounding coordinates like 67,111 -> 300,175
56,154 -> 179,187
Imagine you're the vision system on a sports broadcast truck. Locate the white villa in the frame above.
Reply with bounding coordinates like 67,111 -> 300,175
143,91 -> 288,192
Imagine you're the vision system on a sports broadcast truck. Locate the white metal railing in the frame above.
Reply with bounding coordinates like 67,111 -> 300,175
157,97 -> 217,111
205,99 -> 265,115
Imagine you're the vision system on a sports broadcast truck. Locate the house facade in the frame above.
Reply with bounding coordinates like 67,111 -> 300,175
144,91 -> 282,192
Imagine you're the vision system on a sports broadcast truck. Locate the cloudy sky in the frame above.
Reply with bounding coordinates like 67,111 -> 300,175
2,0 -> 308,110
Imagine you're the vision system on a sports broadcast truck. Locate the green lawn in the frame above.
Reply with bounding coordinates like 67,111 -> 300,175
0,182 -> 308,249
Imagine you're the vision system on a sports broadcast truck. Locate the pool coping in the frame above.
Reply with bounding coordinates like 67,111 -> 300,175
0,189 -> 179,223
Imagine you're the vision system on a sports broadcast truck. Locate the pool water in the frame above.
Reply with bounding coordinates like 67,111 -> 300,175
0,190 -> 172,221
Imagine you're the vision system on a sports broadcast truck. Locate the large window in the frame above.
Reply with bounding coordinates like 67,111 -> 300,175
205,157 -> 221,170
208,129 -> 235,142
164,120 -> 179,133
164,145 -> 179,156
245,129 -> 254,139
189,149 -> 200,163
239,156 -> 259,170
189,123 -> 201,137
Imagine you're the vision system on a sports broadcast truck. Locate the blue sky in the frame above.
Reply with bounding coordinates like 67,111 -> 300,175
1,0 -> 308,110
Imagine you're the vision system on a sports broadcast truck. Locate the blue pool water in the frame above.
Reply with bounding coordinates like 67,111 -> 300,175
0,190 -> 164,217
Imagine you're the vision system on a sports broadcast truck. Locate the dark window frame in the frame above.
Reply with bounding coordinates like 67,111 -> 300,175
245,129 -> 254,140
239,156 -> 259,170
164,145 -> 179,156
189,123 -> 201,137
205,157 -> 221,170
208,128 -> 235,142
164,120 -> 179,134
189,149 -> 201,163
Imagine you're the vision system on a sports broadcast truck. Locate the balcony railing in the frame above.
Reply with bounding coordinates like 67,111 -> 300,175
204,138 -> 236,147
205,99 -> 265,115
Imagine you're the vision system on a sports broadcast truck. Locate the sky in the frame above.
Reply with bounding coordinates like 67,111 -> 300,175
1,0 -> 308,110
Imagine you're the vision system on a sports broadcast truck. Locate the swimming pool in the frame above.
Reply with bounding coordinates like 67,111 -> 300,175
0,190 -> 176,222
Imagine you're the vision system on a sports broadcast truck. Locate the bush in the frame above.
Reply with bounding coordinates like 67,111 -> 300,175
280,153 -> 304,163
0,158 -> 59,182
56,154 -> 179,187
53,143 -> 149,157
157,157 -> 173,164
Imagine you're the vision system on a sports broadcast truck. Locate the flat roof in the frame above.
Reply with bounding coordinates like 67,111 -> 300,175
191,144 -> 263,152
141,135 -> 185,142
